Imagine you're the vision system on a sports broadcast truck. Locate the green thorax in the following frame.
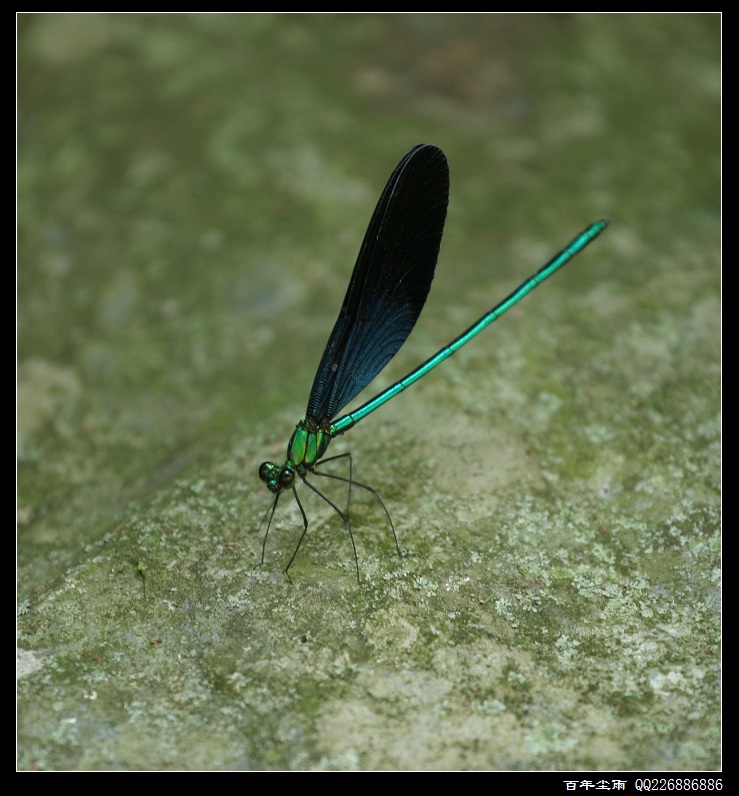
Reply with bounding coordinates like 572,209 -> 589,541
287,418 -> 332,472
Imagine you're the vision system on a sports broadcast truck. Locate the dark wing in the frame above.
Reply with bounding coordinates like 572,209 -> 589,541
305,144 -> 449,423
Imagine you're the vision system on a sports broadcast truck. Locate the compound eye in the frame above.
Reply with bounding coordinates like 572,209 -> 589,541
278,467 -> 295,488
258,462 -> 274,482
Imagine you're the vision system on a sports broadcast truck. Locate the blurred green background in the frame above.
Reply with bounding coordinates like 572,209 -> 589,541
18,14 -> 720,771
